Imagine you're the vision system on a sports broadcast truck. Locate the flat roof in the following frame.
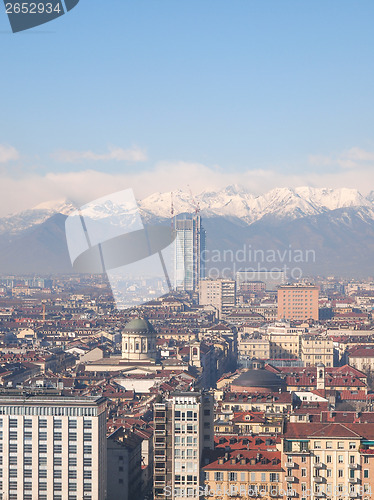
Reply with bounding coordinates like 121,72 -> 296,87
0,394 -> 106,406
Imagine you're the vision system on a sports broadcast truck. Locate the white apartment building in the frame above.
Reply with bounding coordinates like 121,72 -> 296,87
0,393 -> 107,500
154,391 -> 214,500
199,279 -> 236,318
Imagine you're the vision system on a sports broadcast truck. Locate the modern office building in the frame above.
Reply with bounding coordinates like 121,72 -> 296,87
199,278 -> 236,318
174,216 -> 205,292
153,391 -> 214,500
0,392 -> 107,500
277,284 -> 319,321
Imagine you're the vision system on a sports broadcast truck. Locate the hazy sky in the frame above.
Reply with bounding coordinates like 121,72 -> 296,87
0,0 -> 374,214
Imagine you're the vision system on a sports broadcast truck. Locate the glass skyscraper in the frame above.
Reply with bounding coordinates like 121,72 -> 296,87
174,215 -> 205,292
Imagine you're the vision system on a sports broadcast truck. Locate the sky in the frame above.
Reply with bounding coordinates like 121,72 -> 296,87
0,0 -> 374,215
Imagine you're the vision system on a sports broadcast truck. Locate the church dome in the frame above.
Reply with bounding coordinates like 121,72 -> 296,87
231,363 -> 286,393
124,318 -> 154,334
122,317 -> 157,363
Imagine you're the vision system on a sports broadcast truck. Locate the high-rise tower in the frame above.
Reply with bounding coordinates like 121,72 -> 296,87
174,215 -> 205,292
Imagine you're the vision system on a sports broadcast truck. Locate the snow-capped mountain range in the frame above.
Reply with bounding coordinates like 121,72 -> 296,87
1,186 -> 374,234
140,186 -> 374,223
1,185 -> 374,276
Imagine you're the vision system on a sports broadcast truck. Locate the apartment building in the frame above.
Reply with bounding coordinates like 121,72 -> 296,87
238,336 -> 270,360
0,392 -> 107,500
277,284 -> 319,321
281,422 -> 374,500
153,391 -> 214,500
199,279 -> 236,318
300,335 -> 334,367
264,322 -> 305,359
203,448 -> 283,500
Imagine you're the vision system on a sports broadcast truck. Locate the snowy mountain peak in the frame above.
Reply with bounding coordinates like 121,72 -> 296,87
139,185 -> 374,222
33,199 -> 76,215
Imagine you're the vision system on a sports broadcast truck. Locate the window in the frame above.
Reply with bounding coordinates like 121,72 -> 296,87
349,442 -> 356,450
214,472 -> 223,481
338,442 -> 344,449
229,472 -> 237,482
338,455 -> 344,463
364,469 -> 369,478
326,441 -> 332,449
83,419 -> 92,429
326,455 -> 332,463
261,473 -> 266,482
338,469 -> 343,478
314,441 -> 321,449
301,469 -> 306,477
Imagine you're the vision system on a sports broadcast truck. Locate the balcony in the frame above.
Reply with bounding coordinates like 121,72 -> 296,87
154,429 -> 166,436
154,441 -> 166,448
348,477 -> 360,484
286,476 -> 295,482
154,480 -> 166,487
349,491 -> 359,498
348,463 -> 360,469
314,463 -> 324,469
314,491 -> 325,497
314,477 -> 325,483
155,454 -> 166,461
285,461 -> 296,468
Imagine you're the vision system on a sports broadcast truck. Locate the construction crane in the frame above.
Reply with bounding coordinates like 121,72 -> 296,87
187,185 -> 201,214
170,191 -> 174,230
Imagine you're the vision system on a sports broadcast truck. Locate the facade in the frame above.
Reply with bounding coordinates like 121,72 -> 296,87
199,279 -> 236,318
153,391 -> 214,500
277,284 -> 319,321
107,427 -> 143,500
174,216 -> 205,292
238,336 -> 270,360
203,449 -> 283,500
0,392 -> 107,500
281,422 -> 374,500
264,322 -> 306,360
347,347 -> 374,373
300,335 -> 334,367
